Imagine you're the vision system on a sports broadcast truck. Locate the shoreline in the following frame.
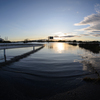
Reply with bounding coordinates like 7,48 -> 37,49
46,73 -> 100,100
46,82 -> 100,100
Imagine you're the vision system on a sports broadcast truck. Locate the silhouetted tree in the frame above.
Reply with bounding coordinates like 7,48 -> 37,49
23,39 -> 29,43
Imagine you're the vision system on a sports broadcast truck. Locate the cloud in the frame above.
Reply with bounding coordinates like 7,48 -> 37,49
80,34 -> 90,36
54,36 -> 60,38
53,32 -> 64,36
60,35 -> 75,38
92,31 -> 100,33
79,33 -> 100,37
74,4 -> 100,37
74,13 -> 100,26
54,35 -> 76,38
93,34 -> 100,37
95,4 -> 100,13
53,32 -> 81,38
53,31 -> 98,39
60,35 -> 81,38
89,33 -> 100,37
75,13 -> 100,37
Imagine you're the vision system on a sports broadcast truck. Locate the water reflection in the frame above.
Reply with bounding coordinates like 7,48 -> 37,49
47,43 -> 78,54
0,46 -> 44,64
0,42 -> 100,76
80,51 -> 100,74
0,49 -> 7,62
67,42 -> 100,74
4,49 -> 7,62
56,43 -> 64,53
51,43 -> 100,74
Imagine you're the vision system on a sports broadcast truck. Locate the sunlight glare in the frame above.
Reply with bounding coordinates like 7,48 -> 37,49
56,43 -> 64,53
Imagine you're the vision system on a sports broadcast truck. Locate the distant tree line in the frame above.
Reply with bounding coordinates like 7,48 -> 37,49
22,39 -> 100,43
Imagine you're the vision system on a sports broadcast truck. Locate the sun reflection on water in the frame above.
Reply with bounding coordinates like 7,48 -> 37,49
56,43 -> 65,53
47,42 -> 78,54
47,43 -> 100,74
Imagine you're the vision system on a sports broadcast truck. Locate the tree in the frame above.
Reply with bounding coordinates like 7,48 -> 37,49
23,39 -> 29,43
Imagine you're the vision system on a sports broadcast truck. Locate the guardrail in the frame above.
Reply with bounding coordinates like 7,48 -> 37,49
0,44 -> 45,50
0,44 -> 45,66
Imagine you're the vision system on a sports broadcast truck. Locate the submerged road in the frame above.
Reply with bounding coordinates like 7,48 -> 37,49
0,43 -> 45,66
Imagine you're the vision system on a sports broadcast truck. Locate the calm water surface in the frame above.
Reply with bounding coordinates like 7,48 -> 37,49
0,42 -> 100,99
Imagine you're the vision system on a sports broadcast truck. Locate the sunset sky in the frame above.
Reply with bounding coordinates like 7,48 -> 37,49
0,0 -> 100,41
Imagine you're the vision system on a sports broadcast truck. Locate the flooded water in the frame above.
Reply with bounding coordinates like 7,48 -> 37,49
0,42 -> 100,99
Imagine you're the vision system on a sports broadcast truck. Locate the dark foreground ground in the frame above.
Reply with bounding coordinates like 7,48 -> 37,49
47,83 -> 100,100
0,74 -> 100,100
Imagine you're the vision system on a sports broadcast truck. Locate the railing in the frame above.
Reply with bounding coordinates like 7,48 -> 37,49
0,43 -> 45,50
0,44 -> 45,66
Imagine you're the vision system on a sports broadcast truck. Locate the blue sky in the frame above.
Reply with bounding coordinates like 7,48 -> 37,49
0,0 -> 100,41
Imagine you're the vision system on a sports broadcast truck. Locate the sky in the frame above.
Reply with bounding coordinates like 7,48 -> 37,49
0,0 -> 100,41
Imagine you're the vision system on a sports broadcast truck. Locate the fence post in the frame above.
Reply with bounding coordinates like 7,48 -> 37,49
4,49 -> 6,62
33,46 -> 35,50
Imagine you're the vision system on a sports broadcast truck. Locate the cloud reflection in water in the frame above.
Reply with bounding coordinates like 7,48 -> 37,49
80,52 -> 100,74
47,43 -> 100,74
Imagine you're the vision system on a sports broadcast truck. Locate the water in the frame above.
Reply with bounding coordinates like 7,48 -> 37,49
0,43 -> 100,99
